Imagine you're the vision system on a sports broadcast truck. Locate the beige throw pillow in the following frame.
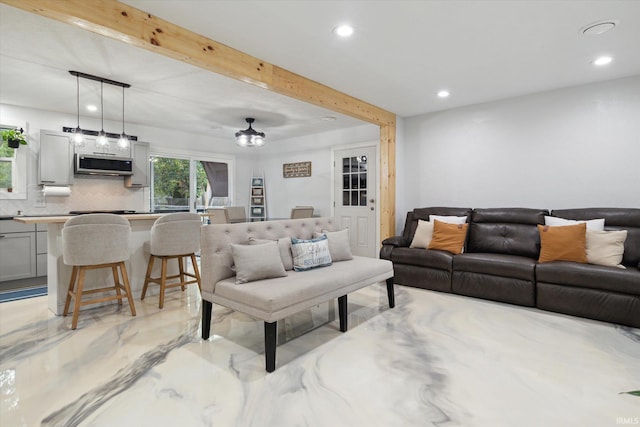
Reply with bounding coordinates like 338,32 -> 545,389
410,219 -> 435,249
314,229 -> 353,261
586,229 -> 627,269
230,241 -> 287,284
544,216 -> 605,231
249,237 -> 294,270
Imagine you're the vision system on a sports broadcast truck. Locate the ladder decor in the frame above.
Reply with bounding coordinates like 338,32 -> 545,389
250,172 -> 266,221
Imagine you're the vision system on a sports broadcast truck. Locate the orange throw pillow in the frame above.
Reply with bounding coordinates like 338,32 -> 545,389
537,223 -> 587,263
428,220 -> 468,254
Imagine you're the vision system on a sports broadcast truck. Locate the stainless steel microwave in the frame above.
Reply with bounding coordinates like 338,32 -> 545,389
75,154 -> 134,176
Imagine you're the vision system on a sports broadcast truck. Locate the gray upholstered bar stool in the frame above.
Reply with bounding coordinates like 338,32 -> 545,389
62,214 -> 137,330
141,212 -> 202,308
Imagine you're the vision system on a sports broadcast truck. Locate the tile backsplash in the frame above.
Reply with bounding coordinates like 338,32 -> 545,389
1,175 -> 148,216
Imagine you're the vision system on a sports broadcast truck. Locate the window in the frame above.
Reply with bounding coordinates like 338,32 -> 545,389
150,154 -> 232,213
0,124 -> 27,199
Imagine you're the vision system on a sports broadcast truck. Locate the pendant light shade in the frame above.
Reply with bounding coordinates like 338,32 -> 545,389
96,81 -> 109,148
72,74 -> 85,146
117,85 -> 130,150
235,118 -> 266,147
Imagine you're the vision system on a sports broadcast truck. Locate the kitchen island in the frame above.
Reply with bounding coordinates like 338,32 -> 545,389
13,213 -> 197,315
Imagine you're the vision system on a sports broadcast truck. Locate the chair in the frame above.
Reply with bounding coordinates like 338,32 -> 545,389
206,208 -> 228,224
141,212 -> 202,309
290,206 -> 314,219
62,214 -> 136,330
224,206 -> 247,223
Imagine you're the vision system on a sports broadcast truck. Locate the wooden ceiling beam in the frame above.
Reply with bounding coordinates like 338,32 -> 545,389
0,0 -> 397,239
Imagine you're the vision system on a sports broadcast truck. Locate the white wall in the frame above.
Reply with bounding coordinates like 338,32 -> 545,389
253,125 -> 379,219
0,103 -> 378,217
398,76 -> 640,231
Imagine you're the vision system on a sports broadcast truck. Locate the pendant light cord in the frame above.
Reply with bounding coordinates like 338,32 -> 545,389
122,86 -> 125,134
76,75 -> 80,126
100,81 -> 104,131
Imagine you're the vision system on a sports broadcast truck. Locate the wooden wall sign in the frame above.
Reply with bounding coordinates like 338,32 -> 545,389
283,161 -> 311,178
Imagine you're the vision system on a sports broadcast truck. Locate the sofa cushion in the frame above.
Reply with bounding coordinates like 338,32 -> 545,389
214,256 -> 393,314
428,220 -> 468,254
551,208 -> 640,267
467,208 -> 548,258
409,219 -> 434,248
314,229 -> 353,261
454,253 -> 537,281
291,235 -> 332,271
249,237 -> 294,270
536,261 -> 640,296
401,207 -> 472,243
391,247 -> 454,271
230,242 -> 287,284
544,216 -> 605,230
538,223 -> 587,263
586,229 -> 627,269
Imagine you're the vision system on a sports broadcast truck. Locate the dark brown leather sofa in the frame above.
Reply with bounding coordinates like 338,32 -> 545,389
381,207 -> 640,328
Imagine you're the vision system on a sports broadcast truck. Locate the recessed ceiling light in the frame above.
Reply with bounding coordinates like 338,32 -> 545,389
593,56 -> 613,66
322,116 -> 337,121
437,90 -> 450,98
580,20 -> 618,36
86,105 -> 97,112
333,25 -> 354,38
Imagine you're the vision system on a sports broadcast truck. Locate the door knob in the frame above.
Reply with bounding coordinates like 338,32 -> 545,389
370,207 -> 374,211
369,199 -> 375,203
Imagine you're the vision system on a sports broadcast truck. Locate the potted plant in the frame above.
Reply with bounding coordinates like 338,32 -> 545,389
1,128 -> 28,149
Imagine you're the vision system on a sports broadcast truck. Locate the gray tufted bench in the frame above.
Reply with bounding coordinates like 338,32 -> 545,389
200,217 -> 395,372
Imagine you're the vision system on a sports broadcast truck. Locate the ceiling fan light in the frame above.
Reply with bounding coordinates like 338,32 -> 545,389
235,118 -> 266,147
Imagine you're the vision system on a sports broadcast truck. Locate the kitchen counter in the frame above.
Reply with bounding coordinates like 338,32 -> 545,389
12,212 -> 214,316
13,213 -> 164,224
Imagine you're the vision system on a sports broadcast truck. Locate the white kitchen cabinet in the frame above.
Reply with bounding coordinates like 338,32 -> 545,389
39,130 -> 74,185
124,141 -> 150,188
0,222 -> 36,282
75,135 -> 131,158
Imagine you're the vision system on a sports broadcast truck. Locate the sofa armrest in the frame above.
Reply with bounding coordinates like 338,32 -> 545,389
380,236 -> 409,260
382,236 -> 410,247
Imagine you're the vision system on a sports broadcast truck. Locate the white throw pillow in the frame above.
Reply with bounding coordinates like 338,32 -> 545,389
410,220 -> 435,248
230,241 -> 287,284
291,235 -> 332,271
429,215 -> 467,224
545,216 -> 605,231
586,229 -> 627,269
313,229 -> 353,262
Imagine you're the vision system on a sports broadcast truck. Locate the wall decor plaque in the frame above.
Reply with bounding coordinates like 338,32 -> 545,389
283,161 -> 312,178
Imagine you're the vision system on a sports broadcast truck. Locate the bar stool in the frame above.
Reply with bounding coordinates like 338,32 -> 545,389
62,214 -> 136,330
141,212 -> 202,308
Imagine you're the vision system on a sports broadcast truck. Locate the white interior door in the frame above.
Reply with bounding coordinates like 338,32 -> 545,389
333,146 -> 377,257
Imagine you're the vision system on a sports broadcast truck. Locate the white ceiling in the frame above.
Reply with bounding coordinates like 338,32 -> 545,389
2,1 -> 640,142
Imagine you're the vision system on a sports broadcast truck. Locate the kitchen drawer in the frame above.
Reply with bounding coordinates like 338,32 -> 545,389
0,221 -> 35,233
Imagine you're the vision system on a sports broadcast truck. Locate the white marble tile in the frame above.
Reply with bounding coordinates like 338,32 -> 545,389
1,284 -> 638,426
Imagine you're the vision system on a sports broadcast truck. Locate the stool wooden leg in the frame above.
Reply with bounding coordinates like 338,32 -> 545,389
178,256 -> 186,291
63,266 -> 78,316
159,257 -> 168,309
141,255 -> 155,300
191,254 -> 202,292
119,261 -> 136,316
71,267 -> 86,330
112,265 -> 122,306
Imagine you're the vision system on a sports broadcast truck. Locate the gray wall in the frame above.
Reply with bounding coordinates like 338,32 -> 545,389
397,75 -> 640,232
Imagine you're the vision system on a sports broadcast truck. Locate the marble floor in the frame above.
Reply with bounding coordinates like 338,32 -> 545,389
1,283 -> 638,427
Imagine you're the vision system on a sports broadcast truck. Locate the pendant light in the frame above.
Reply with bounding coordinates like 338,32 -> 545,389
72,74 -> 85,146
117,86 -> 130,150
96,81 -> 109,148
